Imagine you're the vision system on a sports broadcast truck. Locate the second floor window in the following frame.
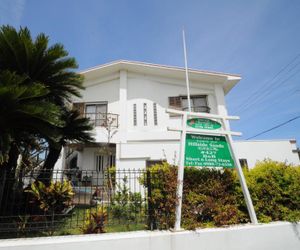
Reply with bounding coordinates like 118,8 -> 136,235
85,103 -> 107,126
143,103 -> 148,126
153,103 -> 158,126
133,104 -> 137,126
168,95 -> 210,113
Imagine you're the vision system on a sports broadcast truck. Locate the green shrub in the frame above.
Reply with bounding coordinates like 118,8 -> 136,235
244,160 -> 300,222
141,162 -> 178,229
182,167 -> 247,228
142,160 -> 300,230
111,176 -> 144,228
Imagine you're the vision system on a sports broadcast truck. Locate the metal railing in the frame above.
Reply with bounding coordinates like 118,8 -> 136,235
182,106 -> 210,113
0,169 -> 166,237
85,112 -> 119,128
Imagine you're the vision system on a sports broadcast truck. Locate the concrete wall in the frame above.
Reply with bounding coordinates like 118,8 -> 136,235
234,140 -> 300,168
126,73 -> 218,133
78,71 -> 223,145
1,222 -> 299,250
72,69 -> 228,172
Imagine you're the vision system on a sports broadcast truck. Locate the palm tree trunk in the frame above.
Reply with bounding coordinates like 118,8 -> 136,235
37,145 -> 62,185
0,142 -> 19,215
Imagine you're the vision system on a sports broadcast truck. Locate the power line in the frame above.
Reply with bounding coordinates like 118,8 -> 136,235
246,115 -> 300,140
235,54 -> 300,113
238,63 -> 300,114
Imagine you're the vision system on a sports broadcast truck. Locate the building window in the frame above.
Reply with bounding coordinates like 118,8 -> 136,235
96,155 -> 116,172
153,103 -> 158,126
85,103 -> 107,126
239,159 -> 248,169
143,103 -> 147,126
168,95 -> 210,113
133,104 -> 137,126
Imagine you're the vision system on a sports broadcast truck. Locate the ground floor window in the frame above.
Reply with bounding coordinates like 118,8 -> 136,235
96,154 -> 116,172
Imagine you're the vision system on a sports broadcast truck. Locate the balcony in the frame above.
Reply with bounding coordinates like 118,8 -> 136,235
182,106 -> 210,113
85,112 -> 119,128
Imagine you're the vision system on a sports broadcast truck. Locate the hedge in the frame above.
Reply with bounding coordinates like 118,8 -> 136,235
143,160 -> 300,229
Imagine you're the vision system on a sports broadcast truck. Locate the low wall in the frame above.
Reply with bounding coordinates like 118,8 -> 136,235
1,222 -> 299,250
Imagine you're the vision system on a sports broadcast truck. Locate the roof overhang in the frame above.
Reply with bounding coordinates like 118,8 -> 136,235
80,60 -> 241,94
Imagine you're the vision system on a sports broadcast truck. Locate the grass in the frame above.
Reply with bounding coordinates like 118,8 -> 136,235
0,206 -> 147,239
52,206 -> 147,236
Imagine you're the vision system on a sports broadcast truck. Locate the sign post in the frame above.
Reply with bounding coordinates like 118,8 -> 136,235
174,113 -> 187,230
167,109 -> 258,231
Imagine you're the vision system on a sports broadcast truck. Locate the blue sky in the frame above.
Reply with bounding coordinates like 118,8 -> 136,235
1,0 -> 299,144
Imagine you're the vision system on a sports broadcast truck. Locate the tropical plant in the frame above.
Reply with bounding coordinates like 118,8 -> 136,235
81,207 -> 107,234
26,180 -> 74,214
0,70 -> 61,165
0,25 -> 93,191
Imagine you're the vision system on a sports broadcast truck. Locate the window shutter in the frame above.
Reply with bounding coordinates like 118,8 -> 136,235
168,96 -> 182,109
73,102 -> 85,117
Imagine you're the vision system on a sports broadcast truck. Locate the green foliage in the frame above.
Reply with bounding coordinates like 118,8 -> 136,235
111,177 -> 144,227
182,167 -> 246,228
26,180 -> 74,214
142,160 -> 300,230
243,160 -> 300,222
141,162 -> 177,229
0,25 -> 93,170
81,207 -> 107,234
0,70 -> 62,162
107,166 -> 116,188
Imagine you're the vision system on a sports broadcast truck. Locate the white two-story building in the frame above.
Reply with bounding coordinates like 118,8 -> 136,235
54,60 -> 299,176
57,60 -> 240,173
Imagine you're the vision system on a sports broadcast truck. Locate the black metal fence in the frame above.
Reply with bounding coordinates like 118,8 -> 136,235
0,168 -> 165,237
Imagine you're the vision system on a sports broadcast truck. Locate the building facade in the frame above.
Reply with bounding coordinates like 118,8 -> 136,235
54,60 -> 299,176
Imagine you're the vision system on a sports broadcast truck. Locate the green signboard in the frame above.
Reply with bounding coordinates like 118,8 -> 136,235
187,118 -> 222,130
184,134 -> 234,168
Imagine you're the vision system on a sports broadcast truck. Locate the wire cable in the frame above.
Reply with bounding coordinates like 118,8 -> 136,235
235,54 -> 300,113
246,115 -> 300,140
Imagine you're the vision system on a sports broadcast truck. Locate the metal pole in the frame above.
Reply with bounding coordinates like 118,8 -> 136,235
182,29 -> 192,112
174,113 -> 187,230
223,118 -> 258,224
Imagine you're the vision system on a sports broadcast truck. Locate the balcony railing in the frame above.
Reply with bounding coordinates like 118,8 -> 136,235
85,112 -> 119,128
182,106 -> 210,113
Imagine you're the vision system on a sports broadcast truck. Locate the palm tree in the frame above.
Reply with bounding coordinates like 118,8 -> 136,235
0,25 -> 83,105
0,25 -> 93,185
0,70 -> 62,213
38,109 -> 93,184
0,70 -> 61,166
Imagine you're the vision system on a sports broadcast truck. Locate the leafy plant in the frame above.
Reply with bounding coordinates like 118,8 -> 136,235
81,207 -> 107,234
140,162 -> 178,229
26,180 -> 74,214
142,161 -> 300,230
111,176 -> 144,229
243,160 -> 300,222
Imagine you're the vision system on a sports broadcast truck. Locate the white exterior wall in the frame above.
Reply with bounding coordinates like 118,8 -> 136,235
76,69 -> 225,171
119,142 -> 180,165
234,140 -> 300,168
68,67 -> 300,172
77,77 -> 121,143
1,222 -> 300,250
